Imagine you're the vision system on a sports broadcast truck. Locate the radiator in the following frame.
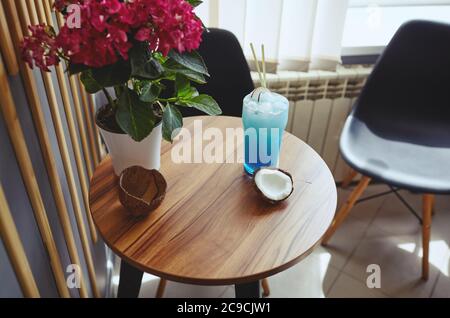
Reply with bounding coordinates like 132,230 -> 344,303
251,66 -> 372,182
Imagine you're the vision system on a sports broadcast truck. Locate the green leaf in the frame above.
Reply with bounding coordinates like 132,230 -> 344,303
175,75 -> 199,101
68,63 -> 89,75
91,60 -> 131,87
163,60 -> 206,84
153,52 -> 168,64
175,75 -> 190,96
80,70 -> 102,94
186,0 -> 203,7
139,81 -> 162,103
168,50 -> 209,76
116,88 -> 156,142
162,104 -> 183,142
176,69 -> 206,84
182,87 -> 199,100
182,95 -> 222,116
130,42 -> 164,80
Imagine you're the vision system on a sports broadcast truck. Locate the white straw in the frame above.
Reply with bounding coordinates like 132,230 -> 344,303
250,43 -> 264,88
261,44 -> 267,88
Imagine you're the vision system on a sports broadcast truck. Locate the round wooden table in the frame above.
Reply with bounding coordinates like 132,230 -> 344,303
89,116 -> 337,298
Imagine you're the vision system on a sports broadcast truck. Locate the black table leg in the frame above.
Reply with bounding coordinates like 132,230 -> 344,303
235,281 -> 260,298
117,260 -> 144,298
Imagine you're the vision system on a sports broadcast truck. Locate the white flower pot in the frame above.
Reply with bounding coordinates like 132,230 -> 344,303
98,124 -> 162,176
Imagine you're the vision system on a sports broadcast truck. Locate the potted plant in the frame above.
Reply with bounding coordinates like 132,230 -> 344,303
21,0 -> 221,175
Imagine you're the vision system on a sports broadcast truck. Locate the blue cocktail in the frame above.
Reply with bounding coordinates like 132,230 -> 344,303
242,88 -> 289,175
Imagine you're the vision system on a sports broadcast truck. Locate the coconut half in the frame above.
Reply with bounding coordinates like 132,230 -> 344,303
119,166 -> 167,217
253,168 -> 294,204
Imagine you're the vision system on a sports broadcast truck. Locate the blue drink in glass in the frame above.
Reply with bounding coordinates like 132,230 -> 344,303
242,88 -> 289,175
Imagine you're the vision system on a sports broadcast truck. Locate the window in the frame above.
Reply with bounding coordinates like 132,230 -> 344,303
342,0 -> 450,57
196,0 -> 450,70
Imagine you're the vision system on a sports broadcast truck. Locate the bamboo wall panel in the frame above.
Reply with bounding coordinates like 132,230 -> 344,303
37,0 -> 100,295
90,93 -> 102,162
1,0 -> 104,297
82,88 -> 101,165
53,9 -> 98,173
0,1 -> 18,75
23,0 -> 99,297
90,94 -> 109,160
68,75 -> 95,177
18,0 -> 97,251
25,0 -> 38,25
88,93 -> 105,161
21,0 -> 96,297
0,0 -> 113,298
0,51 -> 70,297
33,0 -> 98,246
0,184 -> 40,298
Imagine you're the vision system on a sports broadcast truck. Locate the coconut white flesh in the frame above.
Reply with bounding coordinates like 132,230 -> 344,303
255,169 -> 293,201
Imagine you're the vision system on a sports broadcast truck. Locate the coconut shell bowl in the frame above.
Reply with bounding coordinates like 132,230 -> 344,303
252,168 -> 294,204
119,166 -> 167,217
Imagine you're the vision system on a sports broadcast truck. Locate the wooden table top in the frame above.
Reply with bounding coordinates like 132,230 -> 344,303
89,116 -> 337,285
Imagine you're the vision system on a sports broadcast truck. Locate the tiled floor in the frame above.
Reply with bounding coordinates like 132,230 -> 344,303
111,184 -> 450,298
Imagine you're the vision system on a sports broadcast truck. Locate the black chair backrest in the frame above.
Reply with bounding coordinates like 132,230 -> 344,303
180,28 -> 254,118
353,20 -> 450,146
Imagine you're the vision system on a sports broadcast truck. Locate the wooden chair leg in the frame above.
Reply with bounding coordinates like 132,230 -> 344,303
322,176 -> 371,245
431,195 -> 436,215
422,194 -> 433,281
261,278 -> 270,297
341,169 -> 358,189
156,278 -> 167,298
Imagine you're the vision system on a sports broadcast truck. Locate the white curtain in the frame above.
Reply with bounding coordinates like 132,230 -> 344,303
196,0 -> 350,72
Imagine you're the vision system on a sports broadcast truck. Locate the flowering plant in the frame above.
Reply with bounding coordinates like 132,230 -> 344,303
21,0 -> 221,142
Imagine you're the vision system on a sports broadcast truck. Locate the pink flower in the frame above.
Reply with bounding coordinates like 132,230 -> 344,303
56,0 -> 131,67
102,0 -> 121,14
20,24 -> 60,72
135,27 -> 152,41
132,0 -> 203,55
108,24 -> 133,59
22,0 -> 205,70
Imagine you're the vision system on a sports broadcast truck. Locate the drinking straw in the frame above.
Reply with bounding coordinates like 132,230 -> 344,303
261,44 -> 267,88
250,42 -> 265,88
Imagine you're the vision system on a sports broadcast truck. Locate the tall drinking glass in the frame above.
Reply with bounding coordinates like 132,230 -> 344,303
242,90 -> 289,175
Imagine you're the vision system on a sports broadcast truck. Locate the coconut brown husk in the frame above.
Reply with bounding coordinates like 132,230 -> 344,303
252,168 -> 294,204
119,166 -> 167,217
